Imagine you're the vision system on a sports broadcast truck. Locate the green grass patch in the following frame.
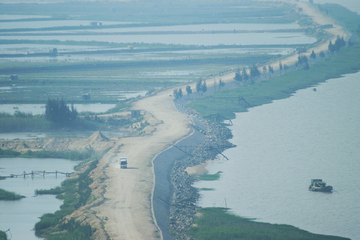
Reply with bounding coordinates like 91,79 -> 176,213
0,231 -> 7,240
190,208 -> 350,240
199,171 -> 222,181
0,148 -> 95,161
35,186 -> 64,195
199,188 -> 215,191
0,188 -> 25,200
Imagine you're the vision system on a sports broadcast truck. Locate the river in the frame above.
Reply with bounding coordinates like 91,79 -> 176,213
194,71 -> 360,239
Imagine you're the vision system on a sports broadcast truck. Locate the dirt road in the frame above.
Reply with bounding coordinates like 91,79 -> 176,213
89,89 -> 193,240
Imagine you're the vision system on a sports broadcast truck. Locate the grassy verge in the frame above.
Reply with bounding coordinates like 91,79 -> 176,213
34,159 -> 99,239
190,208 -> 350,240
0,188 -> 25,200
188,41 -> 360,119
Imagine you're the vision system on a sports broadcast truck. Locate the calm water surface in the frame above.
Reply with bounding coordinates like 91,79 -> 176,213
0,158 -> 81,240
73,23 -> 300,33
0,20 -> 129,29
194,71 -> 360,240
0,32 -> 316,46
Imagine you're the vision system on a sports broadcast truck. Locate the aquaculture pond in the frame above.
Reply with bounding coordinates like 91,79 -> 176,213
0,158 -> 81,240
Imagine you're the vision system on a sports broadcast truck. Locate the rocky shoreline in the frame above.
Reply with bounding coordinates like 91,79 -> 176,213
168,106 -> 235,239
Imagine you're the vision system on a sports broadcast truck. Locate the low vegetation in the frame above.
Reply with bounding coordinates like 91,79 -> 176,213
190,208 -> 350,240
35,160 -> 98,239
199,188 -> 215,191
0,188 -> 25,200
0,147 -> 95,160
0,109 -> 133,133
199,171 -> 222,181
188,41 -> 360,119
35,186 -> 63,196
0,112 -> 52,132
0,231 -> 7,240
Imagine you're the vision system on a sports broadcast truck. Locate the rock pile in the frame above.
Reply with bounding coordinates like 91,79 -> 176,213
169,107 -> 235,239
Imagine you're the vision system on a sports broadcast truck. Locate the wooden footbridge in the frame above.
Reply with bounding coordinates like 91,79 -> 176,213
0,170 -> 73,179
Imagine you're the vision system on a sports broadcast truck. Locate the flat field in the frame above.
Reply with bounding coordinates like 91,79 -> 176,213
0,0 -> 307,104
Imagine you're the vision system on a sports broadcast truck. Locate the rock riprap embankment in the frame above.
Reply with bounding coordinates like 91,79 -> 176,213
169,108 -> 234,239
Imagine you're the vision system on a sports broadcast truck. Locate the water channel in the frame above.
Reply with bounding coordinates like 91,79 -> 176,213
194,71 -> 360,240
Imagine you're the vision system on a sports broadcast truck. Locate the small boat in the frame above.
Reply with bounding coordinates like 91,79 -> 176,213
309,179 -> 333,192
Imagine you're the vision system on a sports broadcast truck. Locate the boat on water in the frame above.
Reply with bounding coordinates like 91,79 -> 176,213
309,179 -> 333,192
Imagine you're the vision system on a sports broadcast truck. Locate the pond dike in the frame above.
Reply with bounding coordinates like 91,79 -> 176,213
152,101 -> 235,240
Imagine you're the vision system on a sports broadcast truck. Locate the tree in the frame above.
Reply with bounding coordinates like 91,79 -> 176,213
201,81 -> 207,93
303,62 -> 310,70
219,79 -> 225,89
186,85 -> 192,96
319,51 -> 325,59
279,61 -> 283,71
262,65 -> 267,74
268,65 -> 274,74
283,64 -> 289,70
310,50 -> 316,59
234,72 -> 242,83
178,88 -> 183,98
173,88 -> 182,99
173,89 -> 178,98
250,64 -> 260,79
196,79 -> 202,93
45,98 -> 77,126
297,55 -> 308,65
50,48 -> 58,56
328,40 -> 334,53
332,35 -> 346,52
242,68 -> 249,81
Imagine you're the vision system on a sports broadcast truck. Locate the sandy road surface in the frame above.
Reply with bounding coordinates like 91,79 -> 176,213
92,89 -> 193,240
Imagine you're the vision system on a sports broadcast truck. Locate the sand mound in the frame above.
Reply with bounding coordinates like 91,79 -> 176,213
88,131 -> 109,142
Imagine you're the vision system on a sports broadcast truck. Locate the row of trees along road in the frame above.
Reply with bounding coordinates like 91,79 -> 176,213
45,98 -> 78,126
173,79 -> 208,99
